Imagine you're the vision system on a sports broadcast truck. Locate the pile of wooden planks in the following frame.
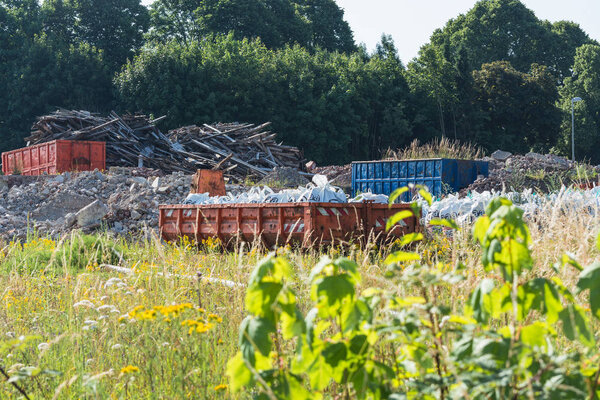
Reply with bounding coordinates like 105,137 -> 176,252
26,109 -> 304,180
168,122 -> 304,180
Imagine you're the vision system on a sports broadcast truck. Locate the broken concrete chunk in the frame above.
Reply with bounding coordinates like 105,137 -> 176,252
64,213 -> 77,227
130,210 -> 142,220
76,200 -> 108,227
491,150 -> 512,161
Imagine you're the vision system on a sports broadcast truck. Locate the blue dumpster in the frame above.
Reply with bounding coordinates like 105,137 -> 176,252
351,159 -> 489,201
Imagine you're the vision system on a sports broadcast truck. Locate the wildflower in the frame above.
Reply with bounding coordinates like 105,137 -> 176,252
214,384 -> 228,392
38,342 -> 50,351
207,313 -> 223,323
120,365 -> 139,374
181,319 -> 214,334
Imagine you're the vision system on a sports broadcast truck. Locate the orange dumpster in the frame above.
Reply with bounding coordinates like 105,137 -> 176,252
158,201 -> 418,248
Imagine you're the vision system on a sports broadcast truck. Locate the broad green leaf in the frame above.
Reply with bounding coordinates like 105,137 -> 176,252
561,253 -> 583,272
522,278 -> 563,323
559,304 -> 594,347
322,342 -> 347,369
473,215 -> 490,244
287,373 -> 317,400
386,210 -> 414,231
418,187 -> 433,206
396,232 -> 424,246
577,262 -> 600,319
226,352 -> 253,392
240,316 -> 276,357
245,281 -> 283,318
467,278 -> 495,322
312,275 -> 355,318
520,322 -> 549,348
309,256 -> 333,283
341,298 -> 371,332
272,256 -> 293,281
448,315 -> 476,325
389,187 -> 409,205
428,218 -> 459,230
248,254 -> 276,284
385,251 -> 420,265
280,308 -> 306,339
333,257 -> 361,284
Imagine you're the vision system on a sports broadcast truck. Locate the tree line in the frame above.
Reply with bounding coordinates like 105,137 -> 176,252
1,0 -> 599,164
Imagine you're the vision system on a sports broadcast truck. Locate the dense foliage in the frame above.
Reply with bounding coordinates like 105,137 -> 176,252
228,189 -> 600,398
1,0 -> 600,163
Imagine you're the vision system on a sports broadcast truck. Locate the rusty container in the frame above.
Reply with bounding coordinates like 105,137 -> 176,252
158,202 -> 418,247
1,140 -> 105,175
190,169 -> 226,196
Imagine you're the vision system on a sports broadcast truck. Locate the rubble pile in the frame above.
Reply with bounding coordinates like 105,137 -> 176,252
0,169 -> 193,240
258,167 -> 310,188
309,164 -> 352,192
463,151 -> 586,194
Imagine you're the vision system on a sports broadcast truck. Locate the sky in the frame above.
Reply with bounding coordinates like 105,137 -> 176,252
140,0 -> 600,63
336,0 -> 600,62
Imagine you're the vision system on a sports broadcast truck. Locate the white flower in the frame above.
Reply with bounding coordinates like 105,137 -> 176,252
111,344 -> 123,350
96,305 -> 119,314
73,300 -> 95,308
104,278 -> 123,288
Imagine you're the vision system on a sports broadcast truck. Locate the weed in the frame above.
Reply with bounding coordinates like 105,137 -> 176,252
384,137 -> 484,160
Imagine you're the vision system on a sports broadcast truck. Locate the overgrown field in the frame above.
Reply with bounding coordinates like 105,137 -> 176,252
2,195 -> 600,399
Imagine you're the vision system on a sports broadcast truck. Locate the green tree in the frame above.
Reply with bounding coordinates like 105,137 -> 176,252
115,35 -> 410,164
557,44 -> 600,163
147,0 -> 355,52
472,61 -> 560,153
0,0 -> 113,152
41,0 -> 149,70
407,44 -> 456,138
298,0 -> 356,53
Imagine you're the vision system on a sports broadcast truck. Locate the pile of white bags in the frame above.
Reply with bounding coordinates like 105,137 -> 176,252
420,186 -> 600,226
183,174 -> 347,205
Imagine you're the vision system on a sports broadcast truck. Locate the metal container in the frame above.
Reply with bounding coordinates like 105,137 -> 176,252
158,202 -> 418,247
351,158 -> 488,200
190,169 -> 226,196
1,140 -> 106,176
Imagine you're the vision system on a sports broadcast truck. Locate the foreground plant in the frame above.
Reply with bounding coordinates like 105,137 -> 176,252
228,192 -> 600,399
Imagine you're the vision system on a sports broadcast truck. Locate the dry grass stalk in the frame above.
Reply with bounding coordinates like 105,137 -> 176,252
384,137 -> 485,160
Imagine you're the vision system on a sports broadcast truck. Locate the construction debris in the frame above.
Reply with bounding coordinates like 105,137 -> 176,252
25,109 -> 304,181
462,152 -> 589,194
169,123 -> 304,181
0,168 -> 194,239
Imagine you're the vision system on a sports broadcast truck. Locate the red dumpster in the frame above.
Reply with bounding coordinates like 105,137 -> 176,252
1,140 -> 105,175
158,202 -> 418,248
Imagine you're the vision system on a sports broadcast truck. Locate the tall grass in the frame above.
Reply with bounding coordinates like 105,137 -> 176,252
1,196 -> 598,398
384,137 -> 484,160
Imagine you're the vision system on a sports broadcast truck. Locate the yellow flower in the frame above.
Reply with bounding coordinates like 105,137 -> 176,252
120,365 -> 139,374
214,384 -> 228,392
207,313 -> 223,323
